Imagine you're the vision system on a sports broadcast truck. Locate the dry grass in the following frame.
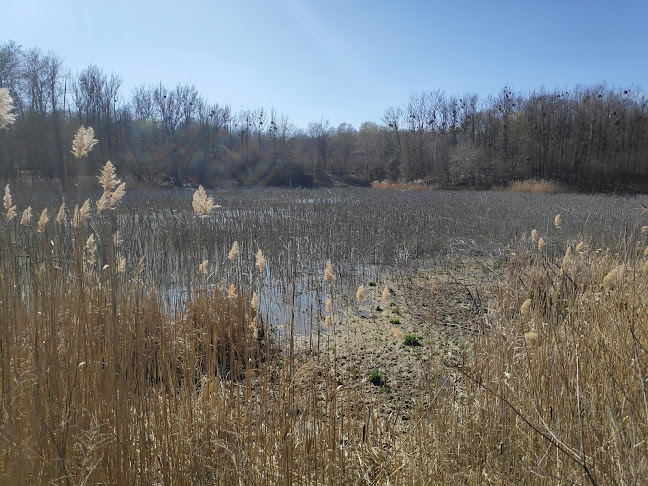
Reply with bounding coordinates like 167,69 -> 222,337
509,179 -> 565,194
452,236 -> 648,483
1,121 -> 647,483
3,185 -> 646,484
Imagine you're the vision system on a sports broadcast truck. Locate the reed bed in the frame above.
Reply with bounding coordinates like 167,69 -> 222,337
1,124 -> 648,481
509,179 -> 566,194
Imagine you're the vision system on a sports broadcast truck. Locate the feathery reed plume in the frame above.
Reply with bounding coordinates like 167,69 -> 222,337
603,266 -> 623,289
524,331 -> 539,347
642,226 -> 648,235
0,88 -> 16,129
109,183 -> 125,208
98,160 -> 119,192
256,249 -> 266,271
192,185 -> 218,218
37,209 -> 48,233
228,241 -> 238,261
57,198 -> 65,223
249,317 -> 259,339
251,292 -> 258,311
382,286 -> 390,302
4,184 -> 16,221
356,285 -> 365,302
227,284 -> 237,299
326,297 -> 333,314
117,254 -> 126,273
324,260 -> 335,283
644,246 -> 648,258
575,241 -> 585,253
20,206 -> 32,225
85,234 -> 96,269
430,281 -> 436,297
71,126 -> 98,158
561,246 -> 571,270
520,298 -> 532,317
538,237 -> 546,253
198,260 -> 208,275
531,229 -> 538,242
324,315 -> 331,327
80,199 -> 90,221
3,184 -> 11,210
554,214 -> 562,229
6,205 -> 16,222
96,161 -> 125,212
96,192 -> 109,213
391,326 -> 404,340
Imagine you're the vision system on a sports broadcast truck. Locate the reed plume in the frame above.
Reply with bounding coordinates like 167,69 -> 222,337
192,185 -> 218,218
97,161 -> 125,212
0,87 -> 16,129
324,260 -> 335,283
198,260 -> 209,274
228,241 -> 238,261
4,184 -> 16,221
538,237 -> 546,253
227,284 -> 237,299
554,214 -> 562,229
326,297 -> 333,314
382,286 -> 390,302
37,208 -> 48,233
603,266 -> 623,289
57,198 -> 66,223
116,254 -> 126,273
561,246 -> 571,270
520,298 -> 532,317
251,292 -> 258,311
71,126 -> 98,158
20,206 -> 32,225
85,234 -> 97,269
531,229 -> 538,242
72,200 -> 91,228
98,160 -> 119,192
356,285 -> 365,302
256,249 -> 266,271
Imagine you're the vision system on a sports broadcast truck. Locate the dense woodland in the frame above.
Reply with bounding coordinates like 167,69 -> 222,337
1,40 -> 647,191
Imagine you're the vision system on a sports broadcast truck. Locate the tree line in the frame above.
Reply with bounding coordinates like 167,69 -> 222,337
1,40 -> 647,191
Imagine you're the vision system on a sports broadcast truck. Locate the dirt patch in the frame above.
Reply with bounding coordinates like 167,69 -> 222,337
313,259 -> 502,431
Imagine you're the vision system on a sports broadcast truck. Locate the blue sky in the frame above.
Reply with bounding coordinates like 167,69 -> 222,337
2,0 -> 647,129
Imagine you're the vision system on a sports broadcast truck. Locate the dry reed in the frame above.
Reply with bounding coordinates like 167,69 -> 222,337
509,179 -> 564,194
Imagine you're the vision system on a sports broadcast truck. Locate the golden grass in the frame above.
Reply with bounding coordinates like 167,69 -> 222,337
1,181 -> 648,483
1,124 -> 647,483
509,179 -> 565,194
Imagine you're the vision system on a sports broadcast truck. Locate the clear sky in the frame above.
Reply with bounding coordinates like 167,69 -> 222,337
2,0 -> 647,130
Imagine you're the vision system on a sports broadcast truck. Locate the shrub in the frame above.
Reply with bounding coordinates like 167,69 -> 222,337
402,335 -> 421,346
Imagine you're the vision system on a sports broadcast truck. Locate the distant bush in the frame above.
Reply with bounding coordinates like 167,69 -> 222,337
508,179 -> 565,194
370,179 -> 438,191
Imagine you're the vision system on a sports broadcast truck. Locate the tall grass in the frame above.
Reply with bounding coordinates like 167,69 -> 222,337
509,179 -> 565,194
0,106 -> 646,482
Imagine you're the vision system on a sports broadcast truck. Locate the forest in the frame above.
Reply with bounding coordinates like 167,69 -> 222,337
1,40 -> 647,191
